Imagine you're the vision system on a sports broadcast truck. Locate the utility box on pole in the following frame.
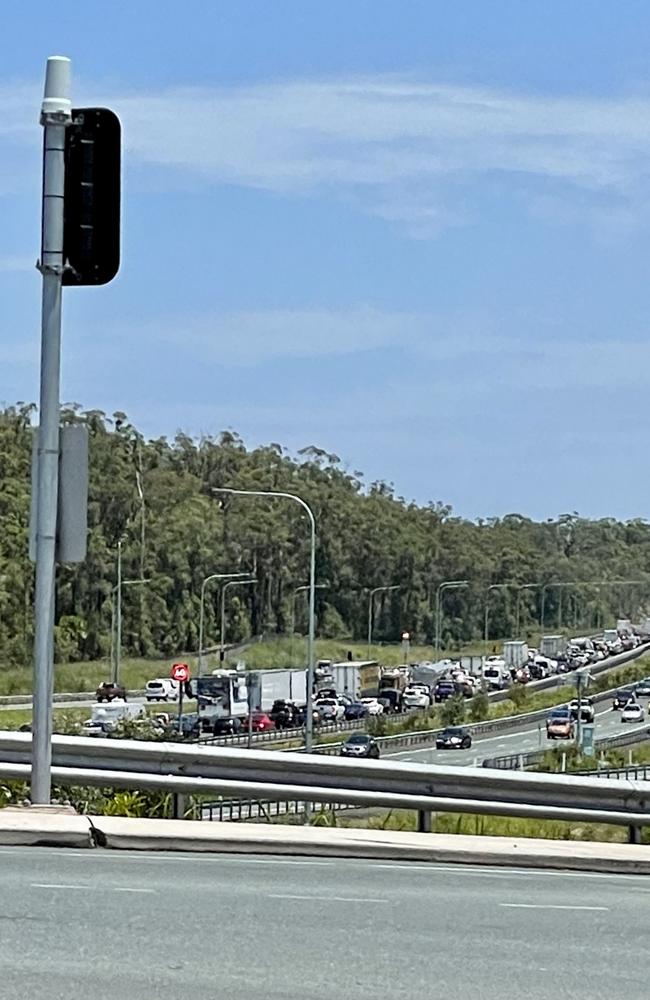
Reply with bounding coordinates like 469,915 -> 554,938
29,423 -> 89,564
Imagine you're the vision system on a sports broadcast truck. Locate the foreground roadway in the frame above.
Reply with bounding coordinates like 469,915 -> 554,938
0,846 -> 648,1000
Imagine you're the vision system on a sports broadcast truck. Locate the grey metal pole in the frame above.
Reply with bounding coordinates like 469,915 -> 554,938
484,584 -> 510,647
212,489 -> 317,754
198,572 -> 249,676
198,577 -> 208,676
368,585 -> 398,658
306,508 -> 316,754
220,578 -> 256,658
111,576 -> 149,686
436,581 -> 468,659
31,56 -> 71,804
114,539 -> 122,685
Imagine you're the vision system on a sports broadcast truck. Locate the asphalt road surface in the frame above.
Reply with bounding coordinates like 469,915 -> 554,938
0,847 -> 648,1000
386,698 -> 650,766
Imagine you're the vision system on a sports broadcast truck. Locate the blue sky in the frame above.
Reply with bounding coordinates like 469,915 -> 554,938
3,1 -> 650,520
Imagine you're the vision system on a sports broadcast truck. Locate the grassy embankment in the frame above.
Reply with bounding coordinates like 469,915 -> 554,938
0,634 -> 502,700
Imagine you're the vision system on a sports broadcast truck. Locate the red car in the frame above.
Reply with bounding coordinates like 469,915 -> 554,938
244,711 -> 276,732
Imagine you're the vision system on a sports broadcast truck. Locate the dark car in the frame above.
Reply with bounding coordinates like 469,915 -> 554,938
568,697 -> 595,723
212,715 -> 242,736
339,733 -> 380,759
344,701 -> 369,721
269,699 -> 300,729
635,678 -> 650,698
95,681 -> 127,702
377,688 -> 402,714
435,726 -> 472,750
434,681 -> 456,703
613,688 -> 636,710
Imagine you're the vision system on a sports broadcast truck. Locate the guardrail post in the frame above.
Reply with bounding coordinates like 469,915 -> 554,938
172,792 -> 187,820
417,809 -> 432,833
628,824 -> 642,845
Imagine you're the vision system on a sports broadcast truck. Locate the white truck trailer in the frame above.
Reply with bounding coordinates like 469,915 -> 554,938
503,640 -> 529,671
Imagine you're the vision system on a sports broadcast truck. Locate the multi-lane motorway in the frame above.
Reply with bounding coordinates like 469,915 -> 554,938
0,846 -> 647,999
386,698 -> 649,766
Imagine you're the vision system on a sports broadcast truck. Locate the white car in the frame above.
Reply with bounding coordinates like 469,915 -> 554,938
621,702 -> 645,723
360,697 -> 384,716
314,698 -> 345,721
402,687 -> 430,710
145,678 -> 179,702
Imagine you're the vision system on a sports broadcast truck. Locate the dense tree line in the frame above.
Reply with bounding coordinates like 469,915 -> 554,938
1,402 -> 650,670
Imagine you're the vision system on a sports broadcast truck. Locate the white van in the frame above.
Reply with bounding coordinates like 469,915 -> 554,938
145,678 -> 179,702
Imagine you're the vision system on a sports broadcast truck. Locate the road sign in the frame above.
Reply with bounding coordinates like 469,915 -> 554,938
170,662 -> 190,683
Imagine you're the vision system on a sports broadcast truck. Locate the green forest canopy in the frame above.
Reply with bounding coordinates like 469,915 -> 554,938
1,402 -> 649,670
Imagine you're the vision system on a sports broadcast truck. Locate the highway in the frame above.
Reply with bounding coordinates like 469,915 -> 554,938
0,846 -> 648,999
386,697 -> 650,766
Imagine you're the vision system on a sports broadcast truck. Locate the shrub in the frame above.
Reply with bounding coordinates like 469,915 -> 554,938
440,694 -> 466,726
507,683 -> 528,710
468,691 -> 489,722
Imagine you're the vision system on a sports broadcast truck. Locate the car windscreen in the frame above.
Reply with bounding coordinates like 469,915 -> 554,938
347,734 -> 369,744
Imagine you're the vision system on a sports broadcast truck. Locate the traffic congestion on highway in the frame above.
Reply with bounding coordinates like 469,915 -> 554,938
34,620 -> 650,775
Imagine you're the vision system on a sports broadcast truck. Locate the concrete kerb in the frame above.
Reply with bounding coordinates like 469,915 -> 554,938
0,808 -> 94,848
1,811 -> 650,874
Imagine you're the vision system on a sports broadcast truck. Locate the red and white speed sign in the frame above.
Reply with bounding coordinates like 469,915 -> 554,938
170,662 -> 190,683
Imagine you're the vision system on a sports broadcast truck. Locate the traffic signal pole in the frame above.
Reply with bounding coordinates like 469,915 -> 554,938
32,57 -> 71,803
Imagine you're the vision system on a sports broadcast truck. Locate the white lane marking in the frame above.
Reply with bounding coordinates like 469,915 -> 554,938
268,893 -> 388,903
113,887 -> 156,894
500,903 -> 609,911
31,883 -> 86,890
31,882 -> 155,894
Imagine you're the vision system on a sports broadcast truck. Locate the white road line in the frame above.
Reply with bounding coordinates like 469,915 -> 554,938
31,881 -> 155,894
113,887 -> 156,893
268,893 -> 388,903
499,903 -> 609,911
31,883 -> 87,890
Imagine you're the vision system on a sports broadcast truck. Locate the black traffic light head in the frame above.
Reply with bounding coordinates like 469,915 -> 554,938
62,107 -> 120,286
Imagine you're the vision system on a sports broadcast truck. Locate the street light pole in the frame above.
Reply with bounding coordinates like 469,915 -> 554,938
515,583 -> 541,637
112,576 -> 150,685
291,584 -> 327,665
220,578 -> 256,659
198,572 -> 250,675
484,583 -> 511,646
367,585 -> 399,657
115,538 -> 122,683
213,488 -> 317,754
435,580 -> 468,659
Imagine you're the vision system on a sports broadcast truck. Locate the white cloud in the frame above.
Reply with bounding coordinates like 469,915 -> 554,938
105,302 -> 650,399
105,77 -> 650,222
5,74 -> 650,235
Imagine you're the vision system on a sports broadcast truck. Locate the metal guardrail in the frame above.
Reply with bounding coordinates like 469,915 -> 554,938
199,717 -> 365,748
582,764 -> 650,781
202,797 -> 359,822
1,750 -> 649,841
